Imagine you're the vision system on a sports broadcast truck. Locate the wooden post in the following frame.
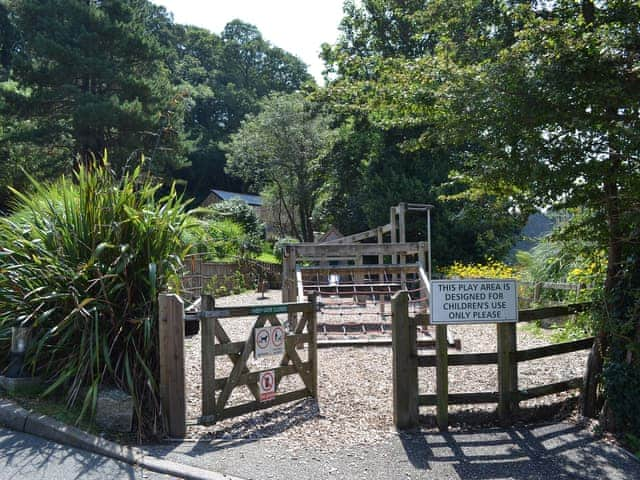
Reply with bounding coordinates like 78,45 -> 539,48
398,203 -> 407,288
497,322 -> 518,425
201,294 -> 216,417
390,207 -> 397,281
436,324 -> 449,431
377,226 -> 384,266
308,293 -> 319,398
391,291 -> 418,429
158,294 -> 186,437
533,282 -> 542,304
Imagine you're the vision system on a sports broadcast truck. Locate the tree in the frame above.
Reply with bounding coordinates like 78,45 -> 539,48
173,20 -> 312,200
440,1 -> 640,420
2,0 -> 189,176
318,0 -> 524,264
223,92 -> 337,242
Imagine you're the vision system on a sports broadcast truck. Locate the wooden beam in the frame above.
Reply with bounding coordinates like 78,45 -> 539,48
323,224 -> 392,244
201,294 -> 216,417
436,324 -> 449,431
290,242 -> 424,257
300,263 -> 419,275
515,337 -> 594,362
391,291 -> 418,429
497,323 -> 518,425
518,303 -> 590,322
200,302 -> 314,319
518,378 -> 583,401
419,392 -> 499,406
158,294 -> 186,437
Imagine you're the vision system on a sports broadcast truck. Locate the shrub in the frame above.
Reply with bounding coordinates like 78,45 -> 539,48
206,198 -> 264,240
442,259 -> 518,279
0,160 -> 191,439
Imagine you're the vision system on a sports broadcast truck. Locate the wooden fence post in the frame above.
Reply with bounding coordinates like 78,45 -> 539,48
436,324 -> 449,431
391,291 -> 418,429
158,293 -> 186,437
201,294 -> 216,417
497,322 -> 518,425
308,293 -> 319,398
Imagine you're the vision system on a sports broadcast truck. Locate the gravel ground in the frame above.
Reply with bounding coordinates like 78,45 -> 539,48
183,290 -> 588,453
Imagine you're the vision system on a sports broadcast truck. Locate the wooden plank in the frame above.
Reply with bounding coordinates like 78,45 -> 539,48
419,392 -> 499,406
540,281 -> 581,291
518,378 -> 583,401
418,352 -> 498,367
199,388 -> 311,424
158,294 -> 186,437
201,295 -> 216,417
323,224 -> 392,244
201,302 -> 313,319
300,264 -> 419,274
291,242 -> 423,257
308,294 -> 318,398
213,363 -> 308,390
518,303 -> 590,323
436,324 -> 449,431
398,203 -> 406,287
214,316 -> 264,415
213,319 -> 261,402
214,333 -> 311,356
516,337 -> 594,362
497,323 -> 518,424
296,266 -> 304,303
391,291 -> 418,429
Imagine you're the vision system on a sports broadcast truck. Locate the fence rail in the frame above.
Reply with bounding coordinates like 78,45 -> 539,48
391,292 -> 593,431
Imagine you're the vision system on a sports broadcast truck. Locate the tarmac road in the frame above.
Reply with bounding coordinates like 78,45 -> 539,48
0,426 -> 176,480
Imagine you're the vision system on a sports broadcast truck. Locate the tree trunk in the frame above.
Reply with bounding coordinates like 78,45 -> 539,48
582,156 -> 622,419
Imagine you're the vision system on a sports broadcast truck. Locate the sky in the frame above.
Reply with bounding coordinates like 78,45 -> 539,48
150,0 -> 347,84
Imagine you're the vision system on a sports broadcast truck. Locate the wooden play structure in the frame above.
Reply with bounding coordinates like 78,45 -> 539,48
281,203 -> 458,348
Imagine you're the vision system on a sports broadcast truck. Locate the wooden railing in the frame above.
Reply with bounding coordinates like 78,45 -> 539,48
391,291 -> 592,430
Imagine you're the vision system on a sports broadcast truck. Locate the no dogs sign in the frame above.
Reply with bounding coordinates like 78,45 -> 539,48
254,325 -> 285,358
259,370 -> 276,402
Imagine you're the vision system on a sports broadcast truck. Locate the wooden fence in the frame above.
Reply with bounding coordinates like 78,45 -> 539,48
158,293 -> 317,437
391,291 -> 592,430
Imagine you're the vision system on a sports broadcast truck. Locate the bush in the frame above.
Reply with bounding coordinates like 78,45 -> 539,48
0,160 -> 191,439
206,198 -> 264,240
273,236 -> 299,261
442,259 -> 518,279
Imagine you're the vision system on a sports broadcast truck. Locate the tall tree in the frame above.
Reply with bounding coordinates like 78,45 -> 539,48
1,0 -> 188,175
223,92 -> 336,242
174,20 -> 312,200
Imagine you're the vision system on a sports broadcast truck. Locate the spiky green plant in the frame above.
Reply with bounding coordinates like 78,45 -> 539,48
0,159 -> 191,439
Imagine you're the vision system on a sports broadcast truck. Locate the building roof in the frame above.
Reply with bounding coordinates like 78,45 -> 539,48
210,189 -> 262,207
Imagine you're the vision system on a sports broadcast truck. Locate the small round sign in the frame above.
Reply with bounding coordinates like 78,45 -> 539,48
271,326 -> 284,348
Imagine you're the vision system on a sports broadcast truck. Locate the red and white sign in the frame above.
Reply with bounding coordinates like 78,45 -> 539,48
254,325 -> 285,358
259,370 -> 276,402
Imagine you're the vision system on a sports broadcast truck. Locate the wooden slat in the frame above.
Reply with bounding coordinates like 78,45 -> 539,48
284,338 -> 314,394
436,324 -> 449,431
518,303 -> 590,322
214,316 -> 264,415
158,294 -> 186,437
307,295 -> 318,398
300,264 -> 419,274
516,337 -> 594,362
213,319 -> 261,401
392,291 -> 418,429
291,242 -> 423,257
201,295 -> 216,416
418,352 -> 497,367
518,378 -> 583,401
213,333 -> 312,356
201,302 -> 313,319
199,389 -> 310,424
419,392 -> 499,406
497,323 -> 518,423
322,224 -> 393,244
213,363 -> 307,390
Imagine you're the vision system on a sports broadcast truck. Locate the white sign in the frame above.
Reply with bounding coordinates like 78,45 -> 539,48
430,279 -> 518,324
259,370 -> 276,402
254,326 -> 285,358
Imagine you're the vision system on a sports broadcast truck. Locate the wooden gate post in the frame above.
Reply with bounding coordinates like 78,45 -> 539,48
158,293 -> 186,437
391,291 -> 418,429
201,294 -> 216,416
497,322 -> 518,425
436,324 -> 449,431
308,293 -> 319,398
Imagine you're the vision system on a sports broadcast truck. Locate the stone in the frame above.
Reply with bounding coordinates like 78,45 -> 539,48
95,388 -> 133,433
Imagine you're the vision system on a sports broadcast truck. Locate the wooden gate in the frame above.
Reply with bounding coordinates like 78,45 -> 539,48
157,292 -> 317,436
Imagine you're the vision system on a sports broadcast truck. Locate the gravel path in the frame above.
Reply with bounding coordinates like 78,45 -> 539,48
183,290 -> 588,453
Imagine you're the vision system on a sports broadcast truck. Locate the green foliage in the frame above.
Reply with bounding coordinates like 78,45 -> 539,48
603,360 -> 640,437
2,0 -> 189,175
0,159 -> 191,439
273,237 -> 299,262
223,92 -> 337,241
205,219 -> 260,260
206,198 -> 264,240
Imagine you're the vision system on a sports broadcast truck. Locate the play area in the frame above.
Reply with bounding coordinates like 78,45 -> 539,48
157,203 -> 594,451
